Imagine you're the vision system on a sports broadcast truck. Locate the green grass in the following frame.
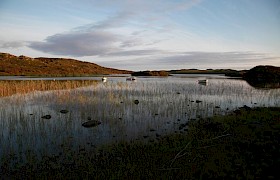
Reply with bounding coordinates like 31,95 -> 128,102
1,107 -> 280,179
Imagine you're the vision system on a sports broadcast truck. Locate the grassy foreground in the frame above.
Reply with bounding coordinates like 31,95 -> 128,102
1,107 -> 279,179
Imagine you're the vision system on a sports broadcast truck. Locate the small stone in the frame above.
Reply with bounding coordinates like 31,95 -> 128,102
60,110 -> 69,114
41,115 -> 51,119
215,106 -> 220,108
196,100 -> 202,103
82,120 -> 101,128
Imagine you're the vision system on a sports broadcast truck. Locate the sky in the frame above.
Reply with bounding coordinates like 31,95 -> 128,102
0,0 -> 280,71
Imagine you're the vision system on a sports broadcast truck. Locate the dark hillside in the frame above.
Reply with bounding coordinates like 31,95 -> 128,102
0,53 -> 132,76
244,65 -> 280,88
244,65 -> 280,82
131,70 -> 169,76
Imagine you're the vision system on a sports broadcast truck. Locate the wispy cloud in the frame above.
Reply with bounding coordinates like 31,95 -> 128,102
28,31 -> 119,56
0,41 -> 25,48
3,0 -> 279,72
155,51 -> 280,65
8,0 -> 203,57
26,7 -> 167,57
99,51 -> 280,71
73,11 -> 135,31
104,49 -> 164,57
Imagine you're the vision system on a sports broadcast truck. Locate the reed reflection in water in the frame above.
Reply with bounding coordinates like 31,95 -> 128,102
0,76 -> 279,165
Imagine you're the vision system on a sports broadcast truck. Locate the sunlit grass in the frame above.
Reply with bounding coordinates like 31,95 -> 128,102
0,80 -> 98,97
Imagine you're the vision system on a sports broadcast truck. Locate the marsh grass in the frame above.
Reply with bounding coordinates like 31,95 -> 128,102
1,107 -> 279,179
0,78 -> 280,179
0,80 -> 98,97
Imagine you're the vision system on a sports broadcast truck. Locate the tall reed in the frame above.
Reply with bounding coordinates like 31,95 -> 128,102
0,78 -> 279,168
0,80 -> 98,97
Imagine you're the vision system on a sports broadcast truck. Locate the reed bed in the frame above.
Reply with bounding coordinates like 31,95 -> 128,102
0,80 -> 98,97
2,107 -> 280,179
0,77 -> 279,172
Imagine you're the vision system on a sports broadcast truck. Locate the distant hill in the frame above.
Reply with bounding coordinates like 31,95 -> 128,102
0,53 -> 132,76
244,65 -> 280,82
131,70 -> 169,76
130,69 -> 248,77
168,69 -> 247,77
243,65 -> 280,88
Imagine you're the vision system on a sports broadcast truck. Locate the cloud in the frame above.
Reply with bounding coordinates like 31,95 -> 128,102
99,51 -> 280,71
26,9 -> 165,57
119,38 -> 144,48
104,49 -> 164,57
24,0 -> 202,57
0,41 -> 25,48
156,51 -> 279,65
87,0 -> 202,13
74,11 -> 135,31
28,31 -> 119,56
27,11 -> 142,57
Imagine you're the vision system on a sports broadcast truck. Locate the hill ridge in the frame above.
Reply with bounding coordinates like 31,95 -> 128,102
0,52 -> 132,76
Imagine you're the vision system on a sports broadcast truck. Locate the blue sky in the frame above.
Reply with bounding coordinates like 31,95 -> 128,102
0,0 -> 279,70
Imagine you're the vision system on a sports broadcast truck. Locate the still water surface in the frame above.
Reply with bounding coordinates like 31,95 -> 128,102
0,74 -> 279,164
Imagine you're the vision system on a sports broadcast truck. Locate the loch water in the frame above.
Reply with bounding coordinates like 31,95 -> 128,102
0,74 -> 279,165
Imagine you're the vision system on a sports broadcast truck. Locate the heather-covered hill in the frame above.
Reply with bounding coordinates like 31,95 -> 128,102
0,53 -> 132,76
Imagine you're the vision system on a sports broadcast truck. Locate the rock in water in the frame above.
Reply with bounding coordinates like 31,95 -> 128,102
41,115 -> 51,119
134,100 -> 139,105
82,120 -> 101,128
60,110 -> 69,114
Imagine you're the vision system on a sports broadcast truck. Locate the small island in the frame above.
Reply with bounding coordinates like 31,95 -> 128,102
131,70 -> 169,76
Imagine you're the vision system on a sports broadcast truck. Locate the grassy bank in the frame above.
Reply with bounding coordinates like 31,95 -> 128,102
1,107 -> 279,179
0,80 -> 98,97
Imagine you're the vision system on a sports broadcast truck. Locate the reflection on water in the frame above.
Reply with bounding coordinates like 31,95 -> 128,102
245,79 -> 280,89
0,75 -> 279,165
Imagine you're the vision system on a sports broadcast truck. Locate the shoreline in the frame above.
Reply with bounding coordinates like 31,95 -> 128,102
1,106 -> 279,179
